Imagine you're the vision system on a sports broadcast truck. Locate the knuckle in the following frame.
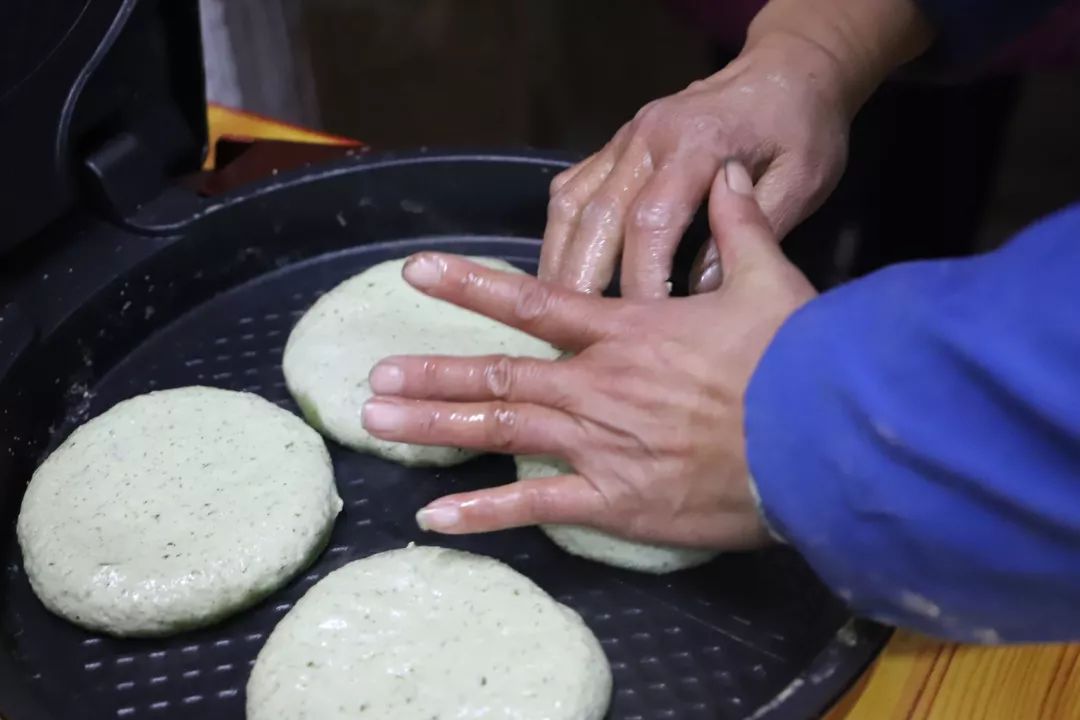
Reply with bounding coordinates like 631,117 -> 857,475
630,199 -> 676,234
418,408 -> 440,435
420,359 -> 441,389
633,99 -> 663,124
486,403 -> 519,449
484,356 -> 515,399
514,280 -> 553,322
521,482 -> 554,521
581,193 -> 619,224
547,189 -> 579,222
550,169 -> 575,194
457,269 -> 492,298
610,121 -> 633,145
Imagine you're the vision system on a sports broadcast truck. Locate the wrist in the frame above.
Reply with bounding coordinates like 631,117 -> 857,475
745,0 -> 934,117
739,30 -> 863,121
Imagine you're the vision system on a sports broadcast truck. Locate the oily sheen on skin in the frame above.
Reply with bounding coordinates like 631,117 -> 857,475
17,387 -> 342,637
287,256 -> 715,572
247,545 -> 612,720
283,257 -> 561,466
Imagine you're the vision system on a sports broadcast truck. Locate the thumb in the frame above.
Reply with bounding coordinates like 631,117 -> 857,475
707,159 -> 784,280
753,156 -> 821,239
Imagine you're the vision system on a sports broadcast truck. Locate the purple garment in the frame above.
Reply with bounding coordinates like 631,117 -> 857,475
994,0 -> 1080,70
662,0 -> 762,49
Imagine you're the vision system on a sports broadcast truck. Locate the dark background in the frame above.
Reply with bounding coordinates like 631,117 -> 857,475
199,0 -> 1080,268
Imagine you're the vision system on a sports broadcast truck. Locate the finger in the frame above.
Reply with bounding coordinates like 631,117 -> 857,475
369,354 -> 572,405
548,156 -> 589,195
708,160 -> 785,279
401,253 -> 625,350
540,146 -> 620,282
559,143 -> 654,294
689,238 -> 722,294
753,156 -> 829,239
621,155 -> 718,298
415,475 -> 608,534
417,477 -> 772,547
362,398 -> 575,455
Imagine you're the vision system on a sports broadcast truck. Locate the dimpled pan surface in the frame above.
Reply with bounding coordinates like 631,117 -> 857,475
0,232 -> 886,720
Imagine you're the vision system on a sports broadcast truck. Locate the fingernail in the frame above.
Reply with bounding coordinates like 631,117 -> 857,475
724,159 -> 753,195
361,400 -> 408,432
693,262 -> 722,293
403,254 -> 444,288
369,362 -> 404,394
416,503 -> 461,532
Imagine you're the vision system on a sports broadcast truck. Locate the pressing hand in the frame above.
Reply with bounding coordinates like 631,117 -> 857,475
362,162 -> 817,550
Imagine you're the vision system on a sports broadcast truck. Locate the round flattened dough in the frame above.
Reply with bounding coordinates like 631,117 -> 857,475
283,257 -> 561,466
17,387 -> 342,637
516,456 -> 719,574
247,544 -> 612,720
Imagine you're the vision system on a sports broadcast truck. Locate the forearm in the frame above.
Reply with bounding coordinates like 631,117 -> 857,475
747,0 -> 1067,90
745,0 -> 934,117
745,204 -> 1080,642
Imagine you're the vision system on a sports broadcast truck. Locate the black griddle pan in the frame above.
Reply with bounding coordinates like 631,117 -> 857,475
0,151 -> 888,720
0,0 -> 888,716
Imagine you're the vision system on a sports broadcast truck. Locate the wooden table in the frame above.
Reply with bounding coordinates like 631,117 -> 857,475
207,103 -> 1080,720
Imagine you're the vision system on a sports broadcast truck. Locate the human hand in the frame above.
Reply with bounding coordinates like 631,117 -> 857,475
361,161 -> 817,550
540,33 -> 852,298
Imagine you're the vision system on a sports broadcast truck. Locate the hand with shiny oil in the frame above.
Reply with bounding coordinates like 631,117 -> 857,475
362,162 -> 817,551
539,33 -> 851,298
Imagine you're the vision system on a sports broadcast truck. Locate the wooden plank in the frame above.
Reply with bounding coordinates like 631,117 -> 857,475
829,631 -> 1080,719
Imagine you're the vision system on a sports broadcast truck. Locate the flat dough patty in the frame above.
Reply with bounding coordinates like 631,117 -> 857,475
17,387 -> 342,637
516,456 -> 719,573
247,545 -> 612,720
282,256 -> 560,466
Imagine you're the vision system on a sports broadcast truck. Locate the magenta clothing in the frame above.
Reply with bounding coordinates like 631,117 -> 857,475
993,0 -> 1080,70
662,0 -> 763,49
663,0 -> 1080,70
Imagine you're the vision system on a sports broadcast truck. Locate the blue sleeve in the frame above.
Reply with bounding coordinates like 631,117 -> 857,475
745,203 -> 1080,643
913,0 -> 1063,67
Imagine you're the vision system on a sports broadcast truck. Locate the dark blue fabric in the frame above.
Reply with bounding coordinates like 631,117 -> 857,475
746,203 -> 1080,643
914,0 -> 1063,67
